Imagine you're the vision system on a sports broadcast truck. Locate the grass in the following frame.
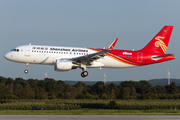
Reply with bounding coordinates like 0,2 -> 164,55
0,109 -> 180,115
1,99 -> 180,114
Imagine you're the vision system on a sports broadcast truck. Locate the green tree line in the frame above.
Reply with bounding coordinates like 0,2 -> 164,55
0,76 -> 180,100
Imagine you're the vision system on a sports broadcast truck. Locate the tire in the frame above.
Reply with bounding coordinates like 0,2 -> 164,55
24,69 -> 28,74
83,71 -> 88,76
81,72 -> 85,77
81,71 -> 88,77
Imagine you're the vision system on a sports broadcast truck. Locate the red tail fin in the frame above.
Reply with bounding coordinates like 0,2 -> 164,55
140,26 -> 173,54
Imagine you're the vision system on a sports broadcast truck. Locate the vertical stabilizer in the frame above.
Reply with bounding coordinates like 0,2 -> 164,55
140,26 -> 173,54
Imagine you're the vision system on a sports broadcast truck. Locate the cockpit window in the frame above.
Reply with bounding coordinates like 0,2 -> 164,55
11,49 -> 16,51
11,49 -> 19,52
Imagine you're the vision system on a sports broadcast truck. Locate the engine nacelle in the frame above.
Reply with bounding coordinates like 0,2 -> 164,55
55,59 -> 74,71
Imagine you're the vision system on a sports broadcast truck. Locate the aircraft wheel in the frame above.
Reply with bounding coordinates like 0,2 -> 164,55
81,71 -> 88,77
83,71 -> 88,76
81,72 -> 85,77
24,69 -> 28,74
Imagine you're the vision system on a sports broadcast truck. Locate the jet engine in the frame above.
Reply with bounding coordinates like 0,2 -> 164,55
55,59 -> 75,71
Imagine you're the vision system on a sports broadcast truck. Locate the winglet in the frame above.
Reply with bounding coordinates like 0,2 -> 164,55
108,38 -> 118,49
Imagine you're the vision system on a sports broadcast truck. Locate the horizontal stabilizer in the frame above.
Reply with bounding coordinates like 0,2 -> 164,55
152,54 -> 173,59
151,54 -> 175,60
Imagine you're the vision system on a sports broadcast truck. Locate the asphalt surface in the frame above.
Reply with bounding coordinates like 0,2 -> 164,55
0,115 -> 180,120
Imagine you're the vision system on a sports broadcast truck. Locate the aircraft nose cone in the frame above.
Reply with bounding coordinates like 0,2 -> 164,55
4,52 -> 11,60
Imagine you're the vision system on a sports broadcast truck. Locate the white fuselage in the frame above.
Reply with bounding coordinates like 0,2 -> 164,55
4,45 -> 135,68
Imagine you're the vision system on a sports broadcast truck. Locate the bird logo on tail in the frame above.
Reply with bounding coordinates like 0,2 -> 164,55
155,36 -> 167,54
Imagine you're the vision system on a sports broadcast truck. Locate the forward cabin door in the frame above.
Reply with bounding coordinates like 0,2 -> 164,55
25,46 -> 30,56
137,52 -> 143,62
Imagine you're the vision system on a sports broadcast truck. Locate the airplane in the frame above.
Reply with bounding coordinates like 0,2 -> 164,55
4,26 -> 175,78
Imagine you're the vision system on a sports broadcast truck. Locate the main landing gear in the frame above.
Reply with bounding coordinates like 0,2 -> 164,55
80,65 -> 88,78
81,71 -> 88,77
24,63 -> 29,74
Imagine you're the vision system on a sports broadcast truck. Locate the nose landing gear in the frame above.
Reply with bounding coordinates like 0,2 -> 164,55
24,63 -> 29,74
24,69 -> 28,74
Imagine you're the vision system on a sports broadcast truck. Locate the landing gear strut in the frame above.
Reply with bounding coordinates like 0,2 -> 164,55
24,63 -> 29,74
80,64 -> 88,78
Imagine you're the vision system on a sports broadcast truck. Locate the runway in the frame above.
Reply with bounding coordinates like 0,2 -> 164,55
0,115 -> 180,120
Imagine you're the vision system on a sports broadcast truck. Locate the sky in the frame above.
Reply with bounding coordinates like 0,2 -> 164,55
1,0 -> 180,82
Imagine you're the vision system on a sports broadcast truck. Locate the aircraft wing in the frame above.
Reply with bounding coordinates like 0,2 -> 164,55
70,48 -> 111,65
64,38 -> 118,65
